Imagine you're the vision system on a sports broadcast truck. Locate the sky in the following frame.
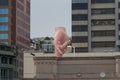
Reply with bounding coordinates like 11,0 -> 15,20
31,0 -> 71,38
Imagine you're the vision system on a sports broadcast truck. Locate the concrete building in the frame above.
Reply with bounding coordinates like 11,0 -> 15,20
0,44 -> 18,80
0,0 -> 30,79
24,52 -> 120,80
31,37 -> 54,53
72,0 -> 120,52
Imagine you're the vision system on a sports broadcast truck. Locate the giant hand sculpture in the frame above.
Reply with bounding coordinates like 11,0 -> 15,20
54,27 -> 69,57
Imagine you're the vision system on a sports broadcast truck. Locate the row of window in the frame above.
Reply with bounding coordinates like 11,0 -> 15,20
91,19 -> 115,26
0,34 -> 8,40
0,17 -> 8,22
0,42 -> 8,45
91,30 -> 115,36
72,25 -> 88,32
91,0 -> 115,3
72,3 -> 88,10
92,41 -> 115,47
0,8 -> 9,14
72,14 -> 88,21
0,25 -> 8,31
72,36 -> 88,43
0,0 -> 8,6
0,68 -> 18,79
91,8 -> 115,15
73,47 -> 88,52
1,57 -> 14,64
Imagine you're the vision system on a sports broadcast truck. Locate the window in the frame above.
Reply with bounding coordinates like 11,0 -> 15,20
72,25 -> 88,32
92,41 -> 115,47
72,14 -> 88,21
91,19 -> 115,26
1,57 -> 8,64
92,30 -> 115,36
91,8 -> 115,14
0,34 -> 8,39
0,0 -> 8,6
72,36 -> 88,43
0,8 -> 8,14
91,0 -> 115,3
9,58 -> 13,64
72,3 -> 88,10
74,47 -> 88,52
1,69 -> 8,79
0,42 -> 8,45
0,17 -> 8,22
119,13 -> 120,19
119,2 -> 120,8
0,25 -> 8,31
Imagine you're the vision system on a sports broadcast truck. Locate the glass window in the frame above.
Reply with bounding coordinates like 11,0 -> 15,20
74,47 -> 88,52
72,3 -> 88,10
0,25 -> 8,31
72,14 -> 88,21
92,41 -> 115,47
92,30 -> 115,36
0,34 -> 8,39
72,25 -> 88,32
91,8 -> 115,14
91,0 -> 115,3
0,0 -> 8,6
0,8 -> 8,14
1,68 -> 9,80
91,19 -> 115,26
1,57 -> 8,64
0,17 -> 8,22
72,36 -> 88,43
119,2 -> 120,8
0,42 -> 8,45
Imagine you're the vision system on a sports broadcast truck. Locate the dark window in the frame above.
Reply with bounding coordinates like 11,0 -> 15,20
91,0 -> 115,3
0,0 -> 8,6
72,36 -> 88,43
72,3 -> 88,10
119,24 -> 120,30
1,57 -> 8,64
91,8 -> 115,15
119,14 -> 120,19
92,41 -> 115,47
74,47 -> 88,52
91,19 -> 115,26
91,30 -> 115,36
119,2 -> 120,8
72,14 -> 88,21
72,25 -> 88,32
9,58 -> 13,64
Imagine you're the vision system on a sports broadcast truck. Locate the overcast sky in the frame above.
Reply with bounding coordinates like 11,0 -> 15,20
31,0 -> 71,38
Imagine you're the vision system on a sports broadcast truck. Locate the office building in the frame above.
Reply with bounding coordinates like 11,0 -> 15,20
72,0 -> 120,52
0,0 -> 30,79
0,44 -> 18,80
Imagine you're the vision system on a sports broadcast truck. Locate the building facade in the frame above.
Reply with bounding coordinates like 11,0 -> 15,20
0,45 -> 18,80
24,52 -> 120,80
32,37 -> 54,53
72,0 -> 120,52
0,0 -> 30,80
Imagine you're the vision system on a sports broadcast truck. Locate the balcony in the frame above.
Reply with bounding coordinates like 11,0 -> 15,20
92,36 -> 115,42
91,14 -> 115,20
91,3 -> 115,9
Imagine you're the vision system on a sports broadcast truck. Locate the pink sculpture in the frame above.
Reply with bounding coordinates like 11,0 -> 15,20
54,27 -> 70,57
